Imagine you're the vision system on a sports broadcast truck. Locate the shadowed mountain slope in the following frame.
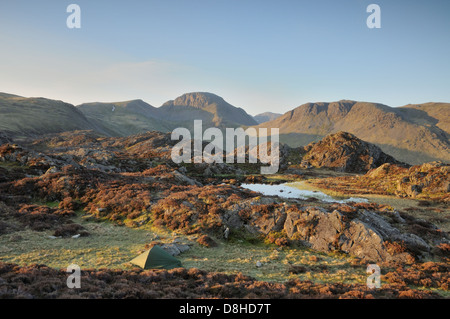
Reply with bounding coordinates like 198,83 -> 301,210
0,93 -> 105,139
256,100 -> 450,165
77,99 -> 172,136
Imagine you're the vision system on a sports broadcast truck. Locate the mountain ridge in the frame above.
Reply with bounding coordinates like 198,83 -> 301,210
253,112 -> 282,124
1,92 -> 448,165
77,92 -> 258,135
256,100 -> 450,165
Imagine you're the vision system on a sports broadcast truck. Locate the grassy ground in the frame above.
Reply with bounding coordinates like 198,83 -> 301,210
0,204 -> 369,285
0,215 -> 150,269
181,239 -> 368,285
1,205 -> 449,297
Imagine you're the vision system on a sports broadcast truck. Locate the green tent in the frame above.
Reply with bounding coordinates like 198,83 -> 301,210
130,245 -> 182,270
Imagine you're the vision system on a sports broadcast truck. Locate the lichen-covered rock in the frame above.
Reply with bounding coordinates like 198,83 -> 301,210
222,202 -> 437,263
282,207 -> 429,263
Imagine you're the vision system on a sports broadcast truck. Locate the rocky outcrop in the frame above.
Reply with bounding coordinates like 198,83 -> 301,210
173,170 -> 202,186
22,131 -> 178,174
367,161 -> 449,200
0,143 -> 68,173
400,162 -> 449,198
301,131 -> 405,173
282,207 -> 431,263
220,198 -> 446,263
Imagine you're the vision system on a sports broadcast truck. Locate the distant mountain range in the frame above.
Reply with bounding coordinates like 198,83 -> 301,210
79,92 -> 258,135
253,112 -> 282,124
256,100 -> 450,165
0,92 -> 448,165
0,92 -> 258,138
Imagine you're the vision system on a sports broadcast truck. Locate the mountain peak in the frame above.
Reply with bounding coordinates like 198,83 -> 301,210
161,92 -> 258,127
164,92 -> 226,109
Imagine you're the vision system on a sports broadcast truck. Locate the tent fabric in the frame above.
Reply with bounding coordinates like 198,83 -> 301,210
130,245 -> 182,270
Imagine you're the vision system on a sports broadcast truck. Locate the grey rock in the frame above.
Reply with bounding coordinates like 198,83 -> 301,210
221,209 -> 245,230
203,167 -> 213,177
178,167 -> 187,174
161,243 -> 191,256
392,210 -> 406,224
173,170 -> 202,186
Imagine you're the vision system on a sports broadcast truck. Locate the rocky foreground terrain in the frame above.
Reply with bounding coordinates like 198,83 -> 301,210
0,130 -> 449,299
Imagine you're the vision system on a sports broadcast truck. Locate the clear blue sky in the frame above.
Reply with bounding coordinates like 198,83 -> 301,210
0,0 -> 449,115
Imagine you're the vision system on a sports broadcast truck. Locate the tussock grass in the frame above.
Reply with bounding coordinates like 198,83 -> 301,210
0,212 -> 156,269
181,239 -> 368,284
